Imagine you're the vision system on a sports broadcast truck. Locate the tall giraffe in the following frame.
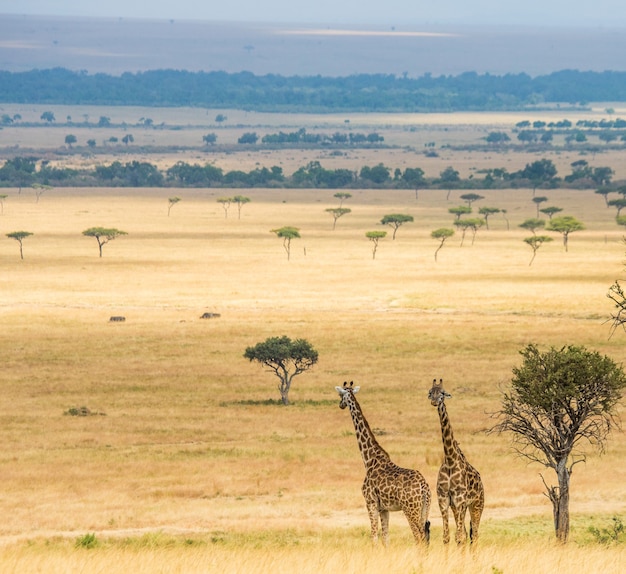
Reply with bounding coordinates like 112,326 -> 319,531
335,381 -> 431,546
428,378 -> 484,544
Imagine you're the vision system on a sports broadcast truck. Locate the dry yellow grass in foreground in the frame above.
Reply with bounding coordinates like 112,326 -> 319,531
0,183 -> 625,572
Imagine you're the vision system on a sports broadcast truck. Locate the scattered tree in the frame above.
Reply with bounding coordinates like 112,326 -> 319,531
519,218 -> 545,236
0,194 -> 6,214
431,228 -> 454,261
82,227 -> 127,257
6,231 -> 33,259
380,213 -> 414,239
217,197 -> 231,218
326,207 -> 351,230
271,226 -> 300,260
167,196 -> 181,216
243,336 -> 318,405
333,192 -> 352,207
532,196 -> 549,217
460,193 -> 484,207
366,230 -> 386,259
448,205 -> 472,220
539,206 -> 563,220
439,166 -> 460,200
40,111 -> 55,123
478,206 -> 501,229
121,134 -> 134,145
232,195 -> 251,219
523,235 -> 553,266
490,344 -> 626,543
546,216 -> 585,252
238,132 -> 258,144
32,183 -> 52,203
202,133 -> 217,145
64,134 -> 77,148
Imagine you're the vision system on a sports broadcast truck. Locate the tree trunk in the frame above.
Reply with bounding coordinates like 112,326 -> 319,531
548,459 -> 570,543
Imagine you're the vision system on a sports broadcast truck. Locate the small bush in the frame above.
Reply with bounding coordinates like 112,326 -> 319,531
75,533 -> 98,549
588,517 -> 625,544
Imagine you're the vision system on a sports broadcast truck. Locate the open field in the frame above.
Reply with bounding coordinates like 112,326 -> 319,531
1,110 -> 626,571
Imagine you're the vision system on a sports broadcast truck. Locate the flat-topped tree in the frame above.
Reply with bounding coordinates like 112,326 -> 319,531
380,213 -> 413,240
167,196 -> 181,216
271,226 -> 300,260
519,218 -> 546,236
478,207 -> 501,229
539,206 -> 563,220
6,231 -> 32,260
524,235 -> 553,266
333,192 -> 352,207
460,193 -> 484,208
244,336 -> 318,405
232,195 -> 251,219
448,205 -> 472,221
82,227 -> 127,257
546,216 -> 585,252
431,228 -> 454,261
325,207 -> 351,230
532,196 -> 548,217
217,197 -> 231,218
366,230 -> 386,259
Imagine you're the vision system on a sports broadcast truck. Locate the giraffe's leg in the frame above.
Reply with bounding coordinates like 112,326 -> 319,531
405,510 -> 427,545
451,503 -> 468,545
380,509 -> 390,547
366,502 -> 380,544
438,494 -> 451,545
469,501 -> 483,544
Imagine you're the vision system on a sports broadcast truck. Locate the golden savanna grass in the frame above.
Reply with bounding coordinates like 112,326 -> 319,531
1,109 -> 626,571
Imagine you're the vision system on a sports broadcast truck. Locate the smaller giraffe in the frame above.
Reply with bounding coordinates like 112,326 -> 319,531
336,381 -> 431,546
428,378 -> 484,545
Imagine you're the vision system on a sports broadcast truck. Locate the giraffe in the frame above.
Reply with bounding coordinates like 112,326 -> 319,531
428,378 -> 484,545
335,381 -> 431,546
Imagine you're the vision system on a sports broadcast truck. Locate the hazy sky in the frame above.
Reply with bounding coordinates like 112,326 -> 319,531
2,0 -> 626,27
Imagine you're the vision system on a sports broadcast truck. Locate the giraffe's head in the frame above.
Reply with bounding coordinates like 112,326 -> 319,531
428,378 -> 451,406
335,380 -> 360,409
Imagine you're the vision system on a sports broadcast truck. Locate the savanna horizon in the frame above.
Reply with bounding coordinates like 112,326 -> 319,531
1,124 -> 626,570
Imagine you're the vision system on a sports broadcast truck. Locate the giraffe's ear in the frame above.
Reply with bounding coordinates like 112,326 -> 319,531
335,386 -> 346,395
352,386 -> 360,394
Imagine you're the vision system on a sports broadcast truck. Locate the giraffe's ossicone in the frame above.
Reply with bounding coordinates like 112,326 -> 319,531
428,378 -> 485,545
336,381 -> 431,546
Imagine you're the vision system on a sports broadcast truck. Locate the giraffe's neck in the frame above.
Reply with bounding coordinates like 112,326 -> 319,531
346,396 -> 390,470
437,401 -> 461,465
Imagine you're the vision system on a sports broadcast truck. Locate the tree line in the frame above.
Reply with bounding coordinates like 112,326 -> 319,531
3,68 -> 626,111
0,157 -> 620,192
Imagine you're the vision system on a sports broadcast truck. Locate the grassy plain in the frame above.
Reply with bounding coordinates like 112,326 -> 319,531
1,108 -> 626,572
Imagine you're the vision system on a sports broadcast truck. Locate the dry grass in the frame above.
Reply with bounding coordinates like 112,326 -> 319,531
1,111 -> 626,571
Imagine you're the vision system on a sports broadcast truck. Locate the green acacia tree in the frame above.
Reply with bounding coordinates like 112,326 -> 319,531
519,218 -> 546,236
546,216 -> 585,252
366,230 -> 386,259
6,231 -> 33,260
271,226 -> 300,260
478,206 -> 501,229
232,195 -> 251,219
217,197 -> 232,218
491,344 -> 626,543
431,228 -> 454,261
243,335 -> 318,405
326,207 -> 351,230
380,213 -> 414,239
82,227 -> 127,257
523,235 -> 553,266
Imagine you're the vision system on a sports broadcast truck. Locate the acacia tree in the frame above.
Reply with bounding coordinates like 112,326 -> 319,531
519,217 -> 545,236
333,192 -> 352,207
325,207 -> 351,230
380,213 -> 413,239
366,230 -> 386,259
6,231 -> 32,260
243,335 -> 318,405
271,226 -> 300,260
478,206 -> 501,229
532,196 -> 549,217
448,205 -> 472,221
217,197 -> 231,218
82,227 -> 127,257
546,216 -> 585,252
431,228 -> 454,261
523,235 -> 553,266
167,196 -> 181,216
232,195 -> 251,219
540,206 -> 563,220
491,344 -> 626,543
